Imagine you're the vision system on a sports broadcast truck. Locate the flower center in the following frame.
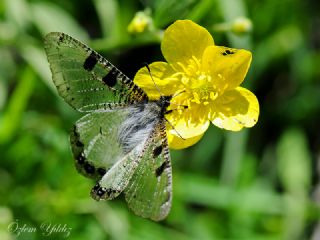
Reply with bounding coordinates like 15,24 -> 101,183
174,56 -> 219,107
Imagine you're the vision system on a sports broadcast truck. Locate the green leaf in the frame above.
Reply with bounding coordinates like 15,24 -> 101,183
20,43 -> 56,92
220,130 -> 248,186
152,0 -> 197,28
0,67 -> 35,144
30,2 -> 88,40
92,0 -> 117,38
276,127 -> 311,194
4,0 -> 31,30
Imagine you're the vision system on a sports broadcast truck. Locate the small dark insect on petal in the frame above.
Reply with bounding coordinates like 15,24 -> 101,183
222,49 -> 235,56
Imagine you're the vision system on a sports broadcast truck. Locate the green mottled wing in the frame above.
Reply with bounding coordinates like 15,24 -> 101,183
124,120 -> 172,221
70,109 -> 131,180
44,32 -> 147,112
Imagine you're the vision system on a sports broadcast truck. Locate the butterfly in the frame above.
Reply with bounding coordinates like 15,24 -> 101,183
44,32 -> 173,221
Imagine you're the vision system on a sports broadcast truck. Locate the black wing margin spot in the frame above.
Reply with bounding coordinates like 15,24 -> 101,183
83,52 -> 98,71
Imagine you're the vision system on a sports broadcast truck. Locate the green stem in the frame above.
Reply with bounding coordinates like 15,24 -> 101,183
217,0 -> 252,186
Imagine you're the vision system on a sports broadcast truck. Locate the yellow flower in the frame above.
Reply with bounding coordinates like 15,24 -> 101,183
134,20 -> 259,149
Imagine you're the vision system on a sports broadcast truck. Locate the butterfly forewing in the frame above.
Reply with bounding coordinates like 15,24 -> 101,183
44,32 -> 148,112
124,120 -> 172,221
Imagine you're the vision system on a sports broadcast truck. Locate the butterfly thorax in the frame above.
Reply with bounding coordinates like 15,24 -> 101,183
157,96 -> 172,117
117,100 -> 166,155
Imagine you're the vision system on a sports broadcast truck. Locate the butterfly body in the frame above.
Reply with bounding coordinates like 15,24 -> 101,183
44,32 -> 172,221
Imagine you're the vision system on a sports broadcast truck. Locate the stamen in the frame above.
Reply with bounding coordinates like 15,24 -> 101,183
176,62 -> 188,73
191,55 -> 201,69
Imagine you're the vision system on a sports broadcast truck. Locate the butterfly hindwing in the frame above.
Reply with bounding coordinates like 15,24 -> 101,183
44,32 -> 148,112
124,120 -> 172,221
90,141 -> 144,200
88,102 -> 164,201
70,109 -> 132,180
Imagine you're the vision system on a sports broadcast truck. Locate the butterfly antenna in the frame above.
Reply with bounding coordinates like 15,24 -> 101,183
168,90 -> 188,110
164,118 -> 186,140
144,63 -> 162,96
172,90 -> 185,98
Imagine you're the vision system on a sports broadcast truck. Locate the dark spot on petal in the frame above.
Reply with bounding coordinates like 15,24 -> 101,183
222,49 -> 235,56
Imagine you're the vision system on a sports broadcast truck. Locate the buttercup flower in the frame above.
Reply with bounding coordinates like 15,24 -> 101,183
134,20 -> 259,149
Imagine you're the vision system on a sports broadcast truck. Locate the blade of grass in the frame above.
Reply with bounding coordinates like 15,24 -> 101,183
0,67 -> 35,144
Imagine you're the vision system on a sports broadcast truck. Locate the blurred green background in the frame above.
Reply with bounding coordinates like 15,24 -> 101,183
1,0 -> 320,239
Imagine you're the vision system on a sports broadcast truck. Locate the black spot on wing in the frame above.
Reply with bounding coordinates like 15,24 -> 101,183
97,167 -> 106,176
91,183 -> 120,200
84,162 -> 95,174
83,52 -> 98,71
102,68 -> 117,87
58,33 -> 65,43
92,183 -> 106,198
155,160 -> 168,177
153,145 -> 163,158
77,153 -> 85,164
75,140 -> 84,148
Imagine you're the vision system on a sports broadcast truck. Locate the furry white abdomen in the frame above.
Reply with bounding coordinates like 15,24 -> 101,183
118,102 -> 161,154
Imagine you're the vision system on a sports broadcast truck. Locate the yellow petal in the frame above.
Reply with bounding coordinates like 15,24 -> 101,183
202,46 -> 252,90
210,87 -> 259,131
133,61 -> 181,100
166,114 -> 210,138
167,131 -> 204,149
161,20 -> 214,66
166,109 -> 209,149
